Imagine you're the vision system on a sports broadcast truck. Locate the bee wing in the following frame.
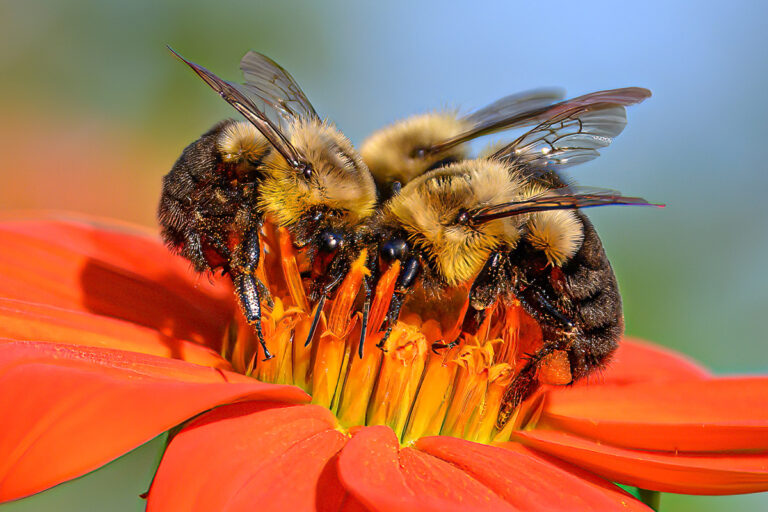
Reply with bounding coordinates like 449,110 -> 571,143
489,88 -> 651,171
425,88 -> 566,154
240,51 -> 320,124
472,186 -> 660,223
426,87 -> 650,156
169,47 -> 305,168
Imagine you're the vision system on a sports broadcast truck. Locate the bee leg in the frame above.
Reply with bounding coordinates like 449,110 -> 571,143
304,294 -> 327,347
516,285 -> 575,330
181,231 -> 211,272
496,344 -> 557,430
303,271 -> 345,347
256,280 -> 274,309
469,251 -> 506,326
376,257 -> 420,350
358,278 -> 372,358
205,231 -> 232,260
430,335 -> 461,354
234,225 -> 273,361
232,273 -> 272,361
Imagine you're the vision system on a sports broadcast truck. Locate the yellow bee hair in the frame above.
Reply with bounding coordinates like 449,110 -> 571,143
216,120 -> 271,164
359,112 -> 472,190
526,210 -> 584,266
257,118 -> 377,228
519,182 -> 585,266
384,159 -> 527,286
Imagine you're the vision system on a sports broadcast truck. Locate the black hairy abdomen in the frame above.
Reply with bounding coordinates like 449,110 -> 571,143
157,120 -> 242,272
558,213 -> 623,378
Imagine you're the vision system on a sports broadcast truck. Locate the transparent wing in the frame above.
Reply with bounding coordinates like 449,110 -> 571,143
472,186 -> 660,223
525,87 -> 651,122
426,87 -> 649,156
169,47 -> 305,168
424,88 -> 565,154
489,88 -> 651,171
240,51 -> 319,124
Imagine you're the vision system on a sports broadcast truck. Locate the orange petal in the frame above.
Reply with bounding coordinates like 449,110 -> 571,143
0,297 -> 229,369
0,218 -> 235,348
511,430 -> 768,495
147,402 -> 346,512
416,436 -> 651,511
338,496 -> 373,512
0,341 -> 307,502
579,337 -> 710,386
338,426 -> 515,512
541,377 -> 768,452
366,262 -> 399,337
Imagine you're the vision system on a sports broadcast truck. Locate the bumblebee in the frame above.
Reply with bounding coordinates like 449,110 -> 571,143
361,89 -> 657,427
360,87 -> 652,199
158,49 -> 376,358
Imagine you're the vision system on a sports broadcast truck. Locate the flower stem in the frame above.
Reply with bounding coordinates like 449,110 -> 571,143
637,488 -> 660,511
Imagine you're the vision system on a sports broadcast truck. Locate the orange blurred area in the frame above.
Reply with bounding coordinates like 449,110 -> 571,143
0,111 -> 168,228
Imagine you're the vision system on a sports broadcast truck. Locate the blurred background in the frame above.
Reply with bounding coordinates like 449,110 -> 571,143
1,0 -> 766,510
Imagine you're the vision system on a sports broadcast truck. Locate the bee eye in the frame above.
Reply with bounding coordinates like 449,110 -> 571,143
319,230 -> 344,253
298,162 -> 313,180
456,209 -> 471,225
380,238 -> 408,263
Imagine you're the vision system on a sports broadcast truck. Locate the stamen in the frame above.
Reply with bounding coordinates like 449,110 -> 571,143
256,298 -> 295,384
310,322 -> 344,410
366,261 -> 400,337
310,252 -> 367,409
367,322 -> 427,438
327,251 -> 368,337
441,342 -> 494,439
223,220 -> 552,446
470,362 -> 513,443
291,317 -> 313,392
401,346 -> 458,444
335,328 -> 384,428
304,294 -> 327,347
278,228 -> 310,311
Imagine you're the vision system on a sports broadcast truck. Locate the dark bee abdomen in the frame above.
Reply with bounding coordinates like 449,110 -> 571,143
497,212 -> 624,425
558,213 -> 623,378
158,120 -> 242,272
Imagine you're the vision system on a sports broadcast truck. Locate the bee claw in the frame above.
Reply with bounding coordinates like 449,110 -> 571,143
431,337 -> 460,353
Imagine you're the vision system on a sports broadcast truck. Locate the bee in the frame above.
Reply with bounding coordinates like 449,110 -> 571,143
360,88 -> 652,198
362,89 -> 657,428
158,49 -> 376,359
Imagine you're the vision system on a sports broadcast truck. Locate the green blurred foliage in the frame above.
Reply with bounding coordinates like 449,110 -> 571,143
1,0 -> 766,510
0,436 -> 165,512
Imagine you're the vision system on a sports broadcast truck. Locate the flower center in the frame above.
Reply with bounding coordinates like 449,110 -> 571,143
219,223 -> 561,444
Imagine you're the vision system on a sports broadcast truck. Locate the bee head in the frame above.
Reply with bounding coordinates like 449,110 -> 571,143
258,118 -> 376,231
383,160 -> 527,285
360,112 -> 472,199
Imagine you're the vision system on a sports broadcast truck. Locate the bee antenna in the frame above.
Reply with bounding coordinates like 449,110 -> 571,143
304,294 -> 327,347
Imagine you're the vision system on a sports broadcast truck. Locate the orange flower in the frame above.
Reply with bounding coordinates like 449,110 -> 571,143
0,214 -> 766,511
